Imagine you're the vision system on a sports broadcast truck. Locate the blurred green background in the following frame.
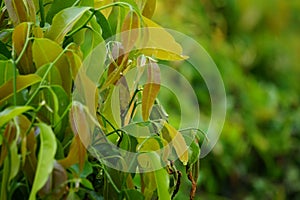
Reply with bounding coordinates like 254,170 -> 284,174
154,0 -> 300,199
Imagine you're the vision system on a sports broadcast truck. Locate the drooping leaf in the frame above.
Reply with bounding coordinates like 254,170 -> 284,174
0,60 -> 14,86
46,7 -> 91,44
0,121 -> 20,199
138,152 -> 171,200
99,86 -> 121,135
118,77 -> 130,124
12,22 -> 35,74
4,0 -> 36,25
15,115 -> 34,166
8,135 -> 20,183
35,64 -> 62,86
124,189 -> 144,200
0,74 -> 41,105
137,17 -> 188,61
39,161 -> 68,199
32,38 -> 63,68
32,38 -> 72,94
23,125 -> 37,184
141,60 -> 160,121
94,0 -> 113,17
65,50 -> 82,79
142,0 -> 156,18
0,121 -> 16,166
46,0 -> 78,23
162,123 -> 189,165
121,11 -> 140,53
187,140 -> 200,170
58,134 -> 87,171
94,10 -> 113,40
29,123 -> 57,200
0,41 -> 11,59
80,28 -> 104,59
0,106 -> 33,127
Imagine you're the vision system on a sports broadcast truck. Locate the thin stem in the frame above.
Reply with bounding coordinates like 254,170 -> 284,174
66,9 -> 97,39
97,112 -> 122,138
12,60 -> 17,106
53,102 -> 72,129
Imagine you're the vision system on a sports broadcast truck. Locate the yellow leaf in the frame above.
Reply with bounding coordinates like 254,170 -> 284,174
32,38 -> 72,94
94,0 -> 113,18
162,123 -> 189,165
142,0 -> 156,18
137,17 -> 188,61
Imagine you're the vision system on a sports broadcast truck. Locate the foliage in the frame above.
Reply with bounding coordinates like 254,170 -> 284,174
0,0 -> 202,199
155,0 -> 300,199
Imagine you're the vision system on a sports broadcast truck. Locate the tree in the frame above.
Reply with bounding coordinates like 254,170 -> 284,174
0,0 -> 202,199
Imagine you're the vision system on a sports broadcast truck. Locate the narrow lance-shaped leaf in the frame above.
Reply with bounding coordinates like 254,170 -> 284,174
46,7 -> 91,44
0,106 -> 33,128
162,123 -> 189,165
32,38 -> 72,94
121,11 -> 140,53
46,0 -> 79,23
138,152 -> 171,200
58,134 -> 86,171
4,0 -> 36,25
0,121 -> 16,166
142,60 -> 160,121
29,123 -> 57,200
0,60 -> 14,86
12,22 -> 35,74
22,125 -> 37,184
0,74 -> 41,105
142,0 -> 156,18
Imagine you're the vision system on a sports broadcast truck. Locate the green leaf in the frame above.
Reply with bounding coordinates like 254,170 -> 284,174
0,41 -> 11,59
0,107 -> 33,128
80,28 -> 104,59
124,189 -> 144,200
8,138 -> 20,183
138,152 -> 171,200
36,64 -> 62,86
46,0 -> 78,23
0,60 -> 14,86
29,123 -> 57,200
32,38 -> 63,68
46,7 -> 91,44
81,178 -> 94,190
188,140 -> 200,168
0,74 -> 41,105
94,10 -> 113,40
142,60 -> 160,121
